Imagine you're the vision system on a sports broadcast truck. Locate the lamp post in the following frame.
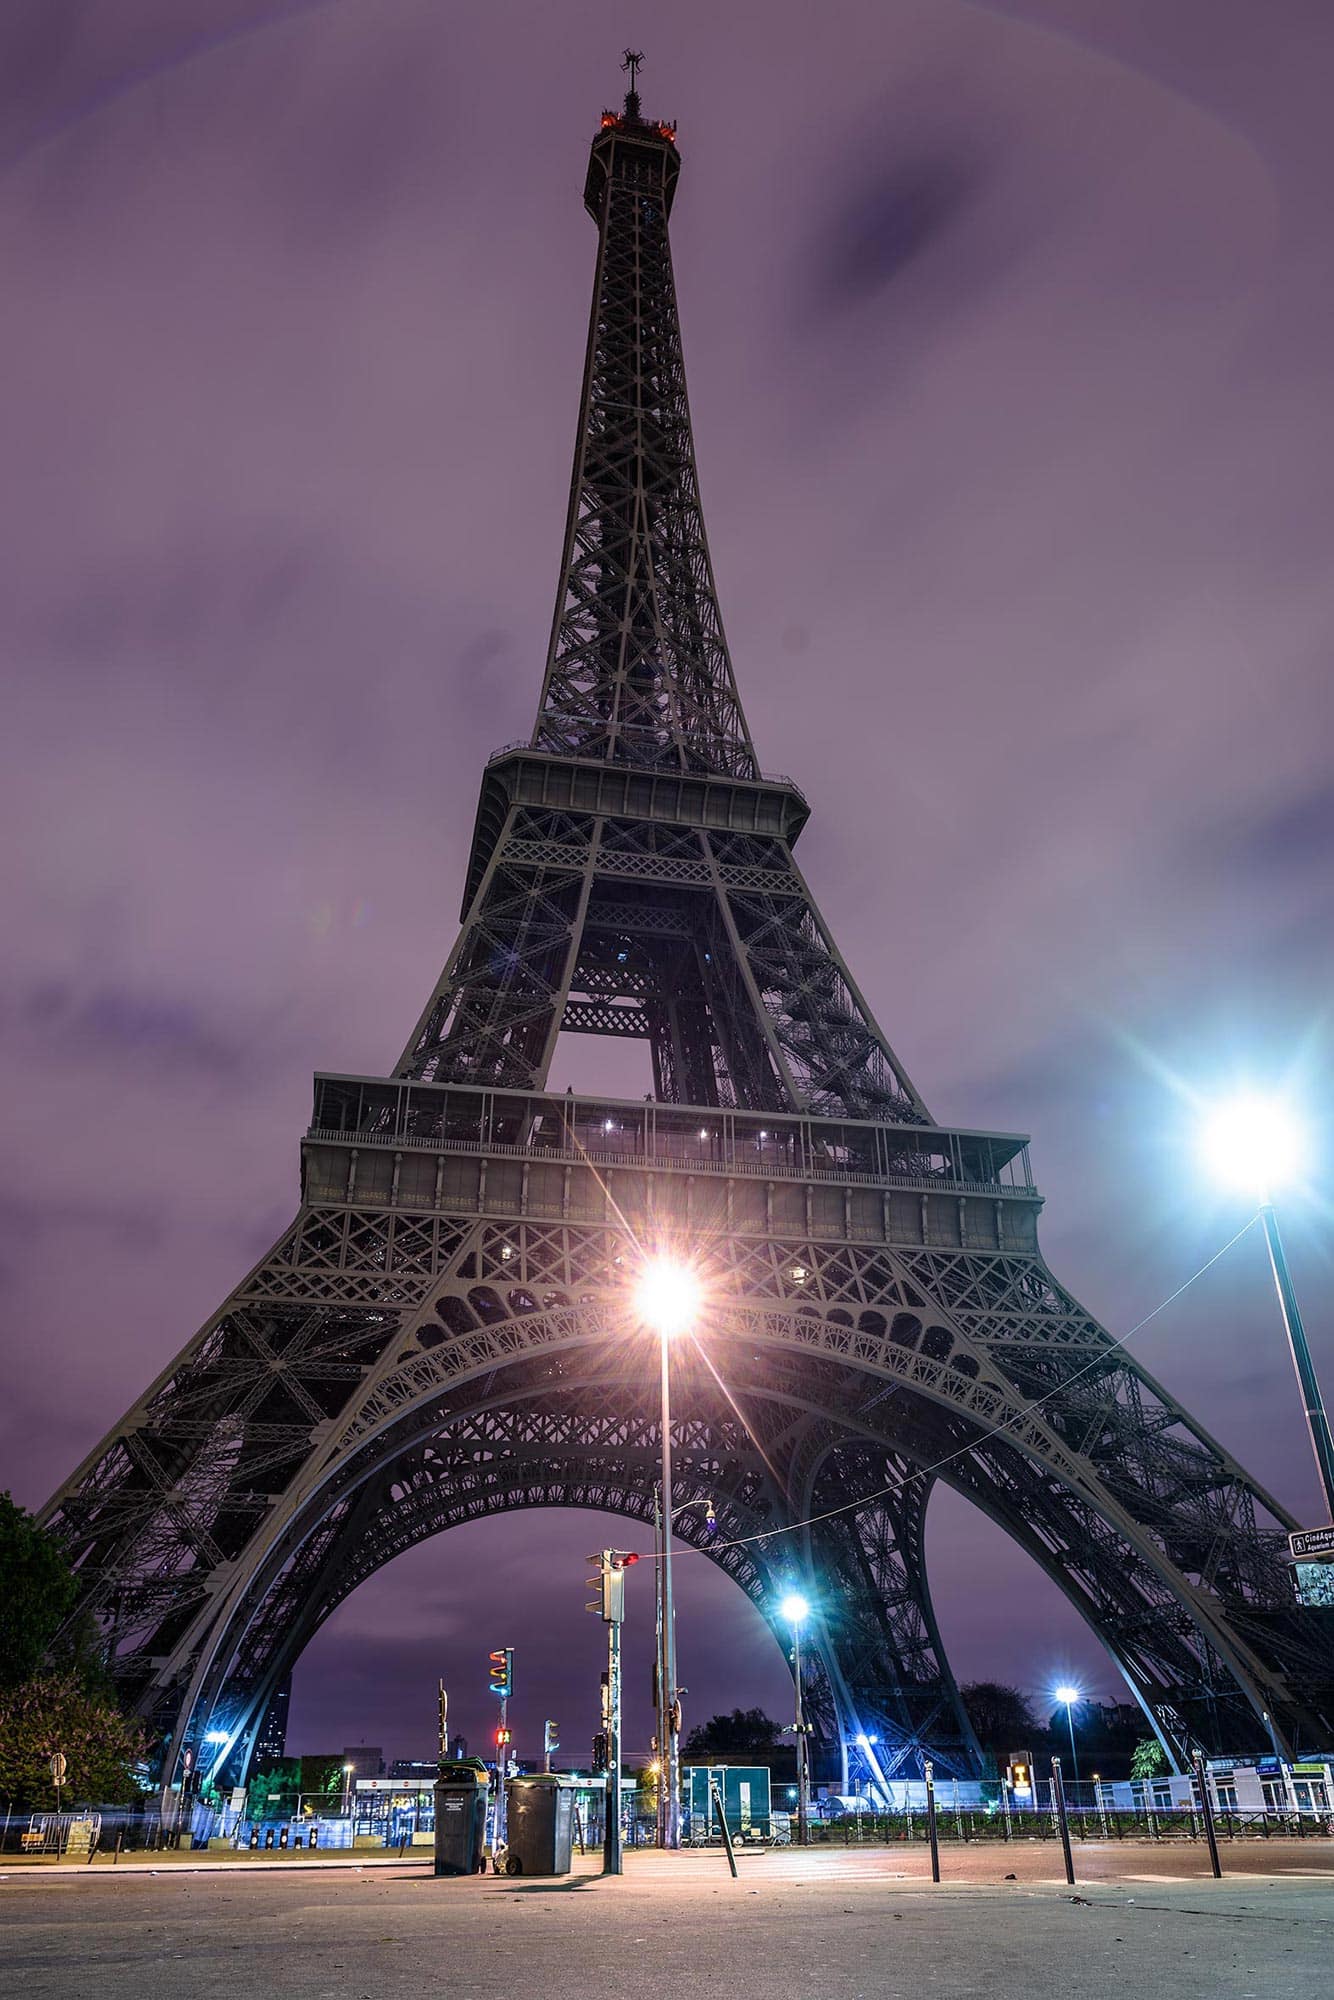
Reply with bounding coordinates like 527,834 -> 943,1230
635,1257 -> 700,1850
780,1592 -> 812,1845
1054,1687 -> 1081,1786
341,1762 -> 355,1819
1200,1096 -> 1334,1523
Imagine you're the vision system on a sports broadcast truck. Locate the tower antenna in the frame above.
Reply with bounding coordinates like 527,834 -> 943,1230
621,48 -> 644,118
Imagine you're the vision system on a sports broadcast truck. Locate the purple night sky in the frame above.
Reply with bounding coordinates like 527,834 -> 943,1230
3,2 -> 1332,1768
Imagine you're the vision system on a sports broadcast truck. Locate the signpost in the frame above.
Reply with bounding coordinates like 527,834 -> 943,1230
1289,1526 -> 1334,1560
50,1751 -> 66,1834
586,1550 -> 638,1875
1289,1526 -> 1334,1608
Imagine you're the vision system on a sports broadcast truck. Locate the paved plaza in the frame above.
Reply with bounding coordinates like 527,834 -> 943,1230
4,1843 -> 1333,1999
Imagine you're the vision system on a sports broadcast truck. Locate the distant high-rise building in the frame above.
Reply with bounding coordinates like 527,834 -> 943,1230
342,1744 -> 383,1780
389,1758 -> 437,1781
449,1733 -> 468,1763
253,1676 -> 290,1769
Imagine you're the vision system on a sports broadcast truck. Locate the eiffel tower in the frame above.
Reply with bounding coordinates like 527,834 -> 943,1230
43,69 -> 1334,1800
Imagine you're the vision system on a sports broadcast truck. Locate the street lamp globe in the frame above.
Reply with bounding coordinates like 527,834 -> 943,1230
1200,1094 -> 1305,1200
635,1257 -> 700,1338
779,1591 -> 810,1625
1054,1685 -> 1081,1708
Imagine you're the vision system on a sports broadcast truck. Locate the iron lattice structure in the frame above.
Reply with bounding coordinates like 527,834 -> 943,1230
42,88 -> 1334,1796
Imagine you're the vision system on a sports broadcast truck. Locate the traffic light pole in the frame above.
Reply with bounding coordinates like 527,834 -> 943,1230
603,1616 -> 622,1876
497,1694 -> 508,1846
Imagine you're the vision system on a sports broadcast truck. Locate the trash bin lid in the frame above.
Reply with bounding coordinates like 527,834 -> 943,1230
438,1762 -> 489,1786
507,1773 -> 581,1787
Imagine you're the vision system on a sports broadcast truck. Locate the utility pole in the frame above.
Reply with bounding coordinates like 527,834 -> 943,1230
488,1647 -> 513,1846
604,1611 -> 622,1874
793,1619 -> 809,1846
653,1486 -> 668,1845
659,1337 -> 682,1848
587,1549 -> 637,1875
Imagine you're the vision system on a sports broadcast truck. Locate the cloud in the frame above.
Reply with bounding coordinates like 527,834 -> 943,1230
818,149 -> 992,307
7,979 -> 259,1079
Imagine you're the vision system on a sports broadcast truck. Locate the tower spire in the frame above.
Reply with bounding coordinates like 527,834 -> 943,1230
532,78 -> 758,777
621,47 -> 643,119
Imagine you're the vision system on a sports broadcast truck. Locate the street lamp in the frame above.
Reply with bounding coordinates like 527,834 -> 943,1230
1200,1095 -> 1334,1524
1054,1686 -> 1081,1785
780,1591 -> 812,1845
635,1256 -> 701,1850
341,1762 -> 355,1818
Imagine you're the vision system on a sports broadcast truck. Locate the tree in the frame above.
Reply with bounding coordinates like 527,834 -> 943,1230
0,1493 -> 156,1807
247,1757 -> 301,1821
0,1493 -> 76,1690
0,1672 -> 148,1807
683,1708 -> 783,1758
1131,1737 -> 1168,1780
959,1682 -> 1043,1758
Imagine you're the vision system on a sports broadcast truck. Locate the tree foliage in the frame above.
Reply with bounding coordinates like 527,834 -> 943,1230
0,1672 -> 149,1807
1130,1736 -> 1168,1780
0,1493 -> 155,1806
959,1682 -> 1043,1754
0,1493 -> 76,1690
683,1707 -> 784,1758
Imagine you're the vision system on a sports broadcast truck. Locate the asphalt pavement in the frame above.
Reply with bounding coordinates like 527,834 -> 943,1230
4,1841 -> 1333,1998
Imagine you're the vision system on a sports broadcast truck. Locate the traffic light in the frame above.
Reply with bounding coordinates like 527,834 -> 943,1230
592,1732 -> 609,1773
543,1720 -> 559,1755
494,1727 -> 512,1746
488,1646 -> 513,1697
584,1549 -> 640,1624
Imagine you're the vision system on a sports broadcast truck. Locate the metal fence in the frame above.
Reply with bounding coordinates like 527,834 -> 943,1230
774,1805 -> 1334,1846
7,1798 -> 1332,1859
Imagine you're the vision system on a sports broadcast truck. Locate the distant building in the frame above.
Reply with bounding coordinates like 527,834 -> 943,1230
254,1676 -> 291,1767
342,1745 -> 384,1780
389,1759 -> 437,1781
449,1733 -> 468,1762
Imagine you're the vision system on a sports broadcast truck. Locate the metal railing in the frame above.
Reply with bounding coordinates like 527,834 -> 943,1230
303,1125 -> 1032,1199
484,736 -> 806,799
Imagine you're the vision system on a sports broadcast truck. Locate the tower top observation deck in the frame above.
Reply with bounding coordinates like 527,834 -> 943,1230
586,64 -> 680,219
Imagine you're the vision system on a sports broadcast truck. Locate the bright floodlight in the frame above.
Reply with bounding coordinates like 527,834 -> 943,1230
204,1729 -> 229,1745
1201,1094 -> 1305,1200
1054,1685 -> 1081,1707
635,1257 -> 700,1338
779,1591 -> 811,1625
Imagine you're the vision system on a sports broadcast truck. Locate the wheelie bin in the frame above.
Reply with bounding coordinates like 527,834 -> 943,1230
503,1774 -> 577,1876
433,1761 -> 490,1876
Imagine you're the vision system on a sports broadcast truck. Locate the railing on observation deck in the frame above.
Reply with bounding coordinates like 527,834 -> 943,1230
306,1074 -> 1036,1198
485,736 -> 806,802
